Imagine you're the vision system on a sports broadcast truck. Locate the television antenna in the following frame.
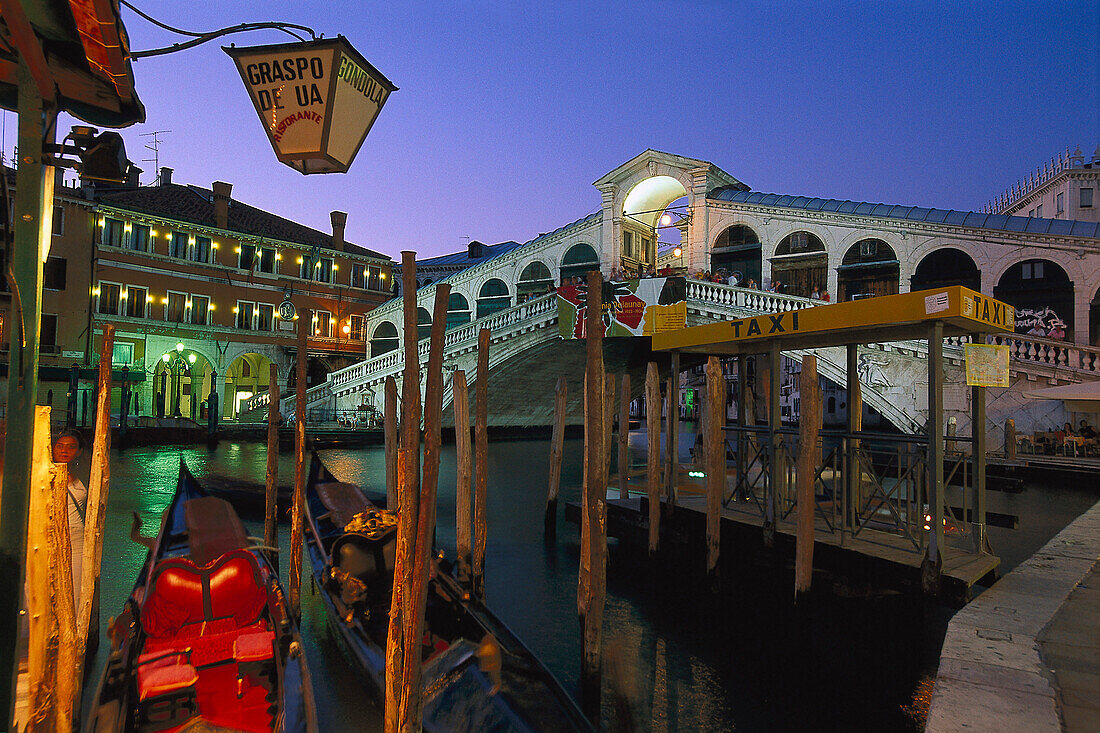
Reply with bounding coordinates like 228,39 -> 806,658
141,130 -> 171,184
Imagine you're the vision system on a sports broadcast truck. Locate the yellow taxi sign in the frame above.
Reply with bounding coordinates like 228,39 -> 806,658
652,286 -> 1014,354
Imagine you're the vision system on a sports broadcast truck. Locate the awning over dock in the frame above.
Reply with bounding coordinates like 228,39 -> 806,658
651,286 -> 1014,354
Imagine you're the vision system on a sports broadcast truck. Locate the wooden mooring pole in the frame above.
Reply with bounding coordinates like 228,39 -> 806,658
795,355 -> 822,601
387,252 -> 422,732
603,374 -> 614,490
545,375 -> 567,537
406,284 -> 450,731
618,373 -> 630,500
454,370 -> 472,584
384,375 -> 398,510
705,356 -> 723,583
645,363 -> 661,556
77,325 -> 113,667
290,308 -> 310,619
580,270 -> 607,722
473,328 -> 490,601
264,363 -> 279,556
1004,418 -> 1016,461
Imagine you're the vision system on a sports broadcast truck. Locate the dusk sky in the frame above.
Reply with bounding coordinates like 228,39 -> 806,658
11,1 -> 1099,260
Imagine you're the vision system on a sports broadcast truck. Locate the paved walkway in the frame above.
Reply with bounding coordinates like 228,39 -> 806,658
926,499 -> 1100,732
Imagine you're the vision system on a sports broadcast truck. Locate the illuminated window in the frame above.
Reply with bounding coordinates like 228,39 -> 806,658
239,243 -> 257,270
257,303 -> 274,331
190,295 -> 210,325
97,282 -> 121,315
112,341 -> 133,366
129,224 -> 150,252
316,257 -> 334,284
125,286 -> 147,318
192,236 -> 212,264
368,266 -> 381,290
166,291 -> 186,322
169,232 -> 188,258
314,310 -> 332,337
350,314 -> 365,340
236,301 -> 255,330
257,247 -> 276,274
299,254 -> 313,279
351,263 -> 366,288
102,218 -> 124,247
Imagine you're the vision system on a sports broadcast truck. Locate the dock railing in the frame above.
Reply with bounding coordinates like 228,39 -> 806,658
722,425 -> 978,557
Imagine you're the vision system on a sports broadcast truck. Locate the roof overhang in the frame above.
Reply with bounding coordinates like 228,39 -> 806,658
0,0 -> 144,127
652,286 -> 1014,355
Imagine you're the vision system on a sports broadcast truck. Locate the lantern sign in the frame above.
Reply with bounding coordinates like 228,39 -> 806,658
225,36 -> 397,174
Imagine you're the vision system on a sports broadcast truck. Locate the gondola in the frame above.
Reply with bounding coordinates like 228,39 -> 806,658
304,455 -> 593,732
86,461 -> 317,733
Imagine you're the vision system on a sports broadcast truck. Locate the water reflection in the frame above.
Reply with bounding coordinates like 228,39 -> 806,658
87,434 -> 1096,732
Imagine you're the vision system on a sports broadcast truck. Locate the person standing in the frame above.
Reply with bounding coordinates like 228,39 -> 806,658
52,429 -> 86,609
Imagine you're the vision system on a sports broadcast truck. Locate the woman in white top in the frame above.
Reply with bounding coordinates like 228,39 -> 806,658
52,429 -> 86,609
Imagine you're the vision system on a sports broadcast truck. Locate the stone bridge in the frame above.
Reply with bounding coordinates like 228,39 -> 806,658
272,279 -> 1100,444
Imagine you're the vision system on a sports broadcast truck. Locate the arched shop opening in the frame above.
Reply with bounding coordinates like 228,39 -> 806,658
446,293 -> 471,330
517,261 -> 554,302
994,259 -> 1075,340
417,307 -> 432,340
771,231 -> 826,297
559,243 -> 599,284
370,321 -> 399,357
621,176 -> 688,273
711,224 -> 761,285
224,353 -> 274,420
476,278 -> 511,319
837,239 -> 900,301
152,345 -> 212,420
910,248 -> 981,292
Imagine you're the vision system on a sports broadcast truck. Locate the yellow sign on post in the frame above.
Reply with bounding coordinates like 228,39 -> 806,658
964,344 -> 1010,387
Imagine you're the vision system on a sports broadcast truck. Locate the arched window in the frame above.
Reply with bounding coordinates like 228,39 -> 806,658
477,278 -> 511,319
417,307 -> 432,340
837,239 -> 899,301
446,292 -> 471,330
559,243 -> 600,283
370,321 -> 399,357
711,224 -> 761,285
772,231 -> 826,297
517,260 -> 554,301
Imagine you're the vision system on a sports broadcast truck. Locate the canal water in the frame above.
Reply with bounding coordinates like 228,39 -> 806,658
82,429 -> 1097,732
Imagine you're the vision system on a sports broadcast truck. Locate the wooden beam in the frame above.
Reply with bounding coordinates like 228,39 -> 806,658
289,308 -> 309,618
384,375 -> 398,510
618,373 -> 630,500
264,363 -> 279,556
454,370 -> 472,584
795,355 -> 821,599
473,328 -> 490,601
646,363 -> 661,557
705,356 -> 723,582
545,376 -> 567,536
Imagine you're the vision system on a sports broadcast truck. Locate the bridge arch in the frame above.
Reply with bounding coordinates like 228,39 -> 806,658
911,248 -> 981,293
711,223 -> 761,285
370,321 -> 399,357
994,259 -> 1075,339
837,238 -> 899,301
476,278 -> 511,318
517,260 -> 554,302
446,292 -> 471,330
770,230 -> 828,297
560,243 -> 600,283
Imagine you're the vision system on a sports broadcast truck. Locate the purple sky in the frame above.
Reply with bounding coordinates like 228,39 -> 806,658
18,1 -> 1100,260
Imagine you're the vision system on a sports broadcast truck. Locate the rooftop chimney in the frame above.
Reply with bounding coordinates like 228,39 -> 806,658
160,167 -> 172,186
331,211 -> 347,251
212,181 -> 232,230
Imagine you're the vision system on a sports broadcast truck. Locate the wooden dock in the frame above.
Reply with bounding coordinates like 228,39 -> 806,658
566,471 -> 1000,606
